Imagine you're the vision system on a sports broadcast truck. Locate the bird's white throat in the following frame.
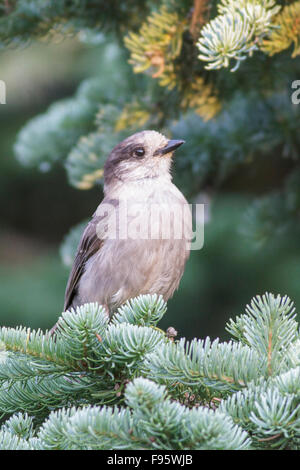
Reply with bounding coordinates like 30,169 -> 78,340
104,172 -> 175,201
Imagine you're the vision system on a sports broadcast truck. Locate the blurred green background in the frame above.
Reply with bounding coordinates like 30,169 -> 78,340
1,38 -> 299,340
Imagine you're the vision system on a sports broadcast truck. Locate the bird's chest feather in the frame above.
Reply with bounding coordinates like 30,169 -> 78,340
112,178 -> 191,238
80,179 -> 191,308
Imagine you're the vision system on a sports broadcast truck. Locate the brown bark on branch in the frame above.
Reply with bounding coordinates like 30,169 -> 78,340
189,0 -> 210,41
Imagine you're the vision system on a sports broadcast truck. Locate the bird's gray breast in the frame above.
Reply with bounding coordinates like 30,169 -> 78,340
78,181 -> 192,310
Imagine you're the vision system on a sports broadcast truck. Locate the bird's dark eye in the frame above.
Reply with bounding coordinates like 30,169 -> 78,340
134,147 -> 145,158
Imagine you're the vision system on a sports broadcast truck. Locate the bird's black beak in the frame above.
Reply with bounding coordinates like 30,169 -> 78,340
154,139 -> 185,156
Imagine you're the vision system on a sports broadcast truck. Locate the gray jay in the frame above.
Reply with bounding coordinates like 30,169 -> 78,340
63,130 -> 192,316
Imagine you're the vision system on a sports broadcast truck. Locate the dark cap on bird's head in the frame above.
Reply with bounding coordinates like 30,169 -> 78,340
104,130 -> 184,188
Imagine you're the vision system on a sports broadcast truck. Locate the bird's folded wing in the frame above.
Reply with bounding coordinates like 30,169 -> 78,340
63,198 -> 118,311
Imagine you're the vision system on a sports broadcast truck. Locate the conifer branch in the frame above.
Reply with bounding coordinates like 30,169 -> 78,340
263,1 -> 300,57
197,0 -> 281,70
124,6 -> 186,89
0,293 -> 299,449
190,0 -> 210,40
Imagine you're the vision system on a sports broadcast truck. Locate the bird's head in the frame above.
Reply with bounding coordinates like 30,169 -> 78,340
104,130 -> 184,189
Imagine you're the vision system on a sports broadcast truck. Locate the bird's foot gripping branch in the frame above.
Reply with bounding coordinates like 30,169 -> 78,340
0,293 -> 299,450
